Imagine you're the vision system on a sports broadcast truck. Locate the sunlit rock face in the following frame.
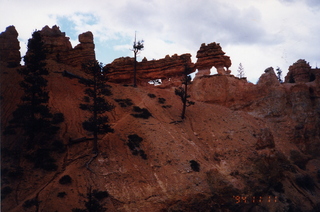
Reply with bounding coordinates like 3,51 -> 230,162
195,42 -> 232,77
103,53 -> 195,86
0,25 -> 21,67
39,25 -> 95,67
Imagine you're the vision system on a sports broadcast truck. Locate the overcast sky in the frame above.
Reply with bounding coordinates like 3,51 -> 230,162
1,0 -> 319,83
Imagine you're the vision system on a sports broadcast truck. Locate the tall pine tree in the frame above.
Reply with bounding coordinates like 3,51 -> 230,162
4,30 -> 64,171
79,60 -> 114,169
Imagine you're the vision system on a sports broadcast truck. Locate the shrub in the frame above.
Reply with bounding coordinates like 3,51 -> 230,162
59,175 -> 72,185
93,190 -> 109,200
114,98 -> 133,107
147,93 -> 156,98
131,106 -> 152,119
190,160 -> 200,172
57,192 -> 67,198
127,134 -> 147,159
158,98 -> 166,104
23,198 -> 40,208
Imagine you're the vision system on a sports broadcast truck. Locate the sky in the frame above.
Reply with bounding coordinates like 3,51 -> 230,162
1,0 -> 319,83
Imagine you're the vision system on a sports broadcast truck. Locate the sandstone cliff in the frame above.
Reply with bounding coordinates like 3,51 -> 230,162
1,26 -> 320,212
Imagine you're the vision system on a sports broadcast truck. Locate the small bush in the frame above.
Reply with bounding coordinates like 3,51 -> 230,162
23,198 -> 40,208
158,98 -> 166,104
148,93 -> 156,98
162,105 -> 172,108
127,134 -> 147,159
93,190 -> 109,200
114,98 -> 133,107
59,175 -> 72,185
57,192 -> 67,198
190,160 -> 200,172
295,174 -> 315,192
1,186 -> 13,200
131,106 -> 152,119
139,150 -> 148,160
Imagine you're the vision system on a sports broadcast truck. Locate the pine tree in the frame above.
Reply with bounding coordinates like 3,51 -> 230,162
175,63 -> 194,119
79,60 -> 114,164
237,63 -> 245,78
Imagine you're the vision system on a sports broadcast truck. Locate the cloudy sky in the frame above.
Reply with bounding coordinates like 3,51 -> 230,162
1,0 -> 319,83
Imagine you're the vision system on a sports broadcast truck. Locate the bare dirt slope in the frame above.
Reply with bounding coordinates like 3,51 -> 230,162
1,61 -> 320,212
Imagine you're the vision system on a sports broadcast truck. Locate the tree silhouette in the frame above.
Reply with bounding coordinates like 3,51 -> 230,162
131,32 -> 144,87
237,63 -> 245,78
175,63 -> 194,119
276,67 -> 283,83
4,30 -> 63,148
79,60 -> 114,169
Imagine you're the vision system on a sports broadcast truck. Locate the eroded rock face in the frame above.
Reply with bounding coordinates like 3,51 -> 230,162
195,42 -> 231,76
257,67 -> 280,87
0,26 -> 21,67
284,59 -> 317,83
103,53 -> 195,85
39,25 -> 95,67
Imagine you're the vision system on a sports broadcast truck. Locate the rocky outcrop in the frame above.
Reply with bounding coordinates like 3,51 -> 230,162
257,67 -> 280,87
195,42 -> 231,77
284,59 -> 319,83
39,25 -> 95,67
103,53 -> 195,86
0,26 -> 21,67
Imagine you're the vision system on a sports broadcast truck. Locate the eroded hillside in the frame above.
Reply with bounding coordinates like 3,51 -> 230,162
1,25 -> 320,212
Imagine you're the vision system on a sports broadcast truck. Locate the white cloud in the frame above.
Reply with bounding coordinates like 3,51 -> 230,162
1,0 -> 319,83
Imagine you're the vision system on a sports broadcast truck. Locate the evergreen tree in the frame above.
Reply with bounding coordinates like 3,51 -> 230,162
237,63 -> 245,78
175,63 -> 194,119
79,61 -> 114,158
276,67 -> 283,83
4,30 -> 63,148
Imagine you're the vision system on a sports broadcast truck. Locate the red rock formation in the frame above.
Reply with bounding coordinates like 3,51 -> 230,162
39,25 -> 95,67
195,42 -> 231,77
0,26 -> 21,67
285,59 -> 314,83
103,53 -> 195,85
257,67 -> 280,87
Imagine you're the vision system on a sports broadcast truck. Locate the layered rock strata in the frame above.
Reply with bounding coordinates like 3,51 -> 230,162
103,53 -> 195,86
